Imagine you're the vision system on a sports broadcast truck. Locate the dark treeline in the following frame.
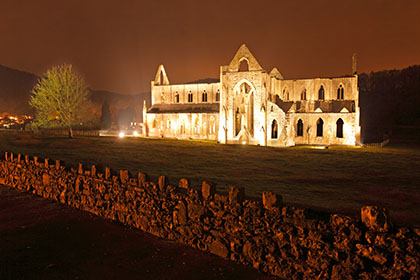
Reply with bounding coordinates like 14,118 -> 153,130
358,65 -> 420,143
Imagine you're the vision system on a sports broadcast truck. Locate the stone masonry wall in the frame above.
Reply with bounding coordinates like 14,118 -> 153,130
0,152 -> 419,279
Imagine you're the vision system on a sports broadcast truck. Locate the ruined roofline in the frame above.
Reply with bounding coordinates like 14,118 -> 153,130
283,74 -> 357,82
153,80 -> 221,87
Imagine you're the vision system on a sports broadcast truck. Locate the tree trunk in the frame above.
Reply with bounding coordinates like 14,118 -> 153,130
68,127 -> 73,138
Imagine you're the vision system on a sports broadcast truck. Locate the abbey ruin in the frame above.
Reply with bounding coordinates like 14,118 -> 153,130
143,44 -> 361,146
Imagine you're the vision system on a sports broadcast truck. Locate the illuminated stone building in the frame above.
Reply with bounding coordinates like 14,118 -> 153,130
143,44 -> 360,146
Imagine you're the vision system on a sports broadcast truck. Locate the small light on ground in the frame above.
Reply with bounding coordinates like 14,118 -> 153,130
242,141 -> 246,145
119,132 -> 125,138
312,146 -> 326,149
133,131 -> 138,137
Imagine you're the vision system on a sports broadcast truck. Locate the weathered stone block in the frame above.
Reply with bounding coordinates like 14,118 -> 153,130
202,181 -> 215,200
262,191 -> 282,210
105,167 -> 111,180
42,173 -> 50,186
361,206 -> 391,232
91,165 -> 96,177
120,170 -> 129,184
229,186 -> 244,204
179,178 -> 189,189
209,239 -> 229,259
138,172 -> 147,187
158,175 -> 167,192
173,200 -> 187,225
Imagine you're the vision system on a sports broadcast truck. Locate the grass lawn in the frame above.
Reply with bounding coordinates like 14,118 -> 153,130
1,133 -> 419,226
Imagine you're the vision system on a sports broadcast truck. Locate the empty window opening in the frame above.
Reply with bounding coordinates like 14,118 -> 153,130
301,89 -> 307,100
202,90 -> 208,102
235,107 -> 241,136
239,59 -> 249,72
336,118 -> 344,138
271,119 -> 278,139
188,91 -> 193,103
337,85 -> 344,99
216,90 -> 220,101
175,92 -> 179,103
318,85 -> 325,100
316,118 -> 324,137
297,119 -> 303,136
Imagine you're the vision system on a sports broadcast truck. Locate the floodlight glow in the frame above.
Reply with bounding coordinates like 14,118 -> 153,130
312,146 -> 326,149
133,131 -> 138,137
119,132 -> 125,138
242,141 -> 246,145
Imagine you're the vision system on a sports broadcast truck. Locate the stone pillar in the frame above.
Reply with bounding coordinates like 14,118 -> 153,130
202,181 -> 215,200
229,186 -> 245,204
105,168 -> 111,180
262,192 -> 283,210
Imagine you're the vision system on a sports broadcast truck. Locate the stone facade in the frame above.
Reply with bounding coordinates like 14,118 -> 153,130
144,44 -> 361,146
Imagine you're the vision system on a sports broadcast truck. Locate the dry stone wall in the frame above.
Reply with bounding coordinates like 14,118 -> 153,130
0,152 -> 419,279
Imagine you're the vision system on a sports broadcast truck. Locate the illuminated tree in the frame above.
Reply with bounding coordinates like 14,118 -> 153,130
29,64 -> 90,138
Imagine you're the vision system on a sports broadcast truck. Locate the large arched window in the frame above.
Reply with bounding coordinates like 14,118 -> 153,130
336,118 -> 344,138
318,85 -> 325,100
271,119 -> 278,139
301,89 -> 307,100
297,119 -> 303,136
202,90 -> 208,102
175,92 -> 180,103
188,91 -> 193,103
316,118 -> 324,137
215,89 -> 220,101
337,85 -> 344,100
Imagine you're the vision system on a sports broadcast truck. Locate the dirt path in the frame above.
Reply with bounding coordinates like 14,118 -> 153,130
0,186 -> 276,280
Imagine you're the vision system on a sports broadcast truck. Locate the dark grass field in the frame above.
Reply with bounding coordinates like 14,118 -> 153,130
1,133 -> 419,226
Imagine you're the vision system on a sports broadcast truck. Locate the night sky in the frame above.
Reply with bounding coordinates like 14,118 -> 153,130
1,0 -> 419,94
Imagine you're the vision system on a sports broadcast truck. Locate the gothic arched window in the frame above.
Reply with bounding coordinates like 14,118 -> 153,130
271,119 -> 278,139
318,85 -> 325,100
337,85 -> 344,100
202,90 -> 208,102
215,89 -> 220,101
297,119 -> 303,136
336,118 -> 344,138
316,118 -> 324,137
188,91 -> 193,103
301,89 -> 307,100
